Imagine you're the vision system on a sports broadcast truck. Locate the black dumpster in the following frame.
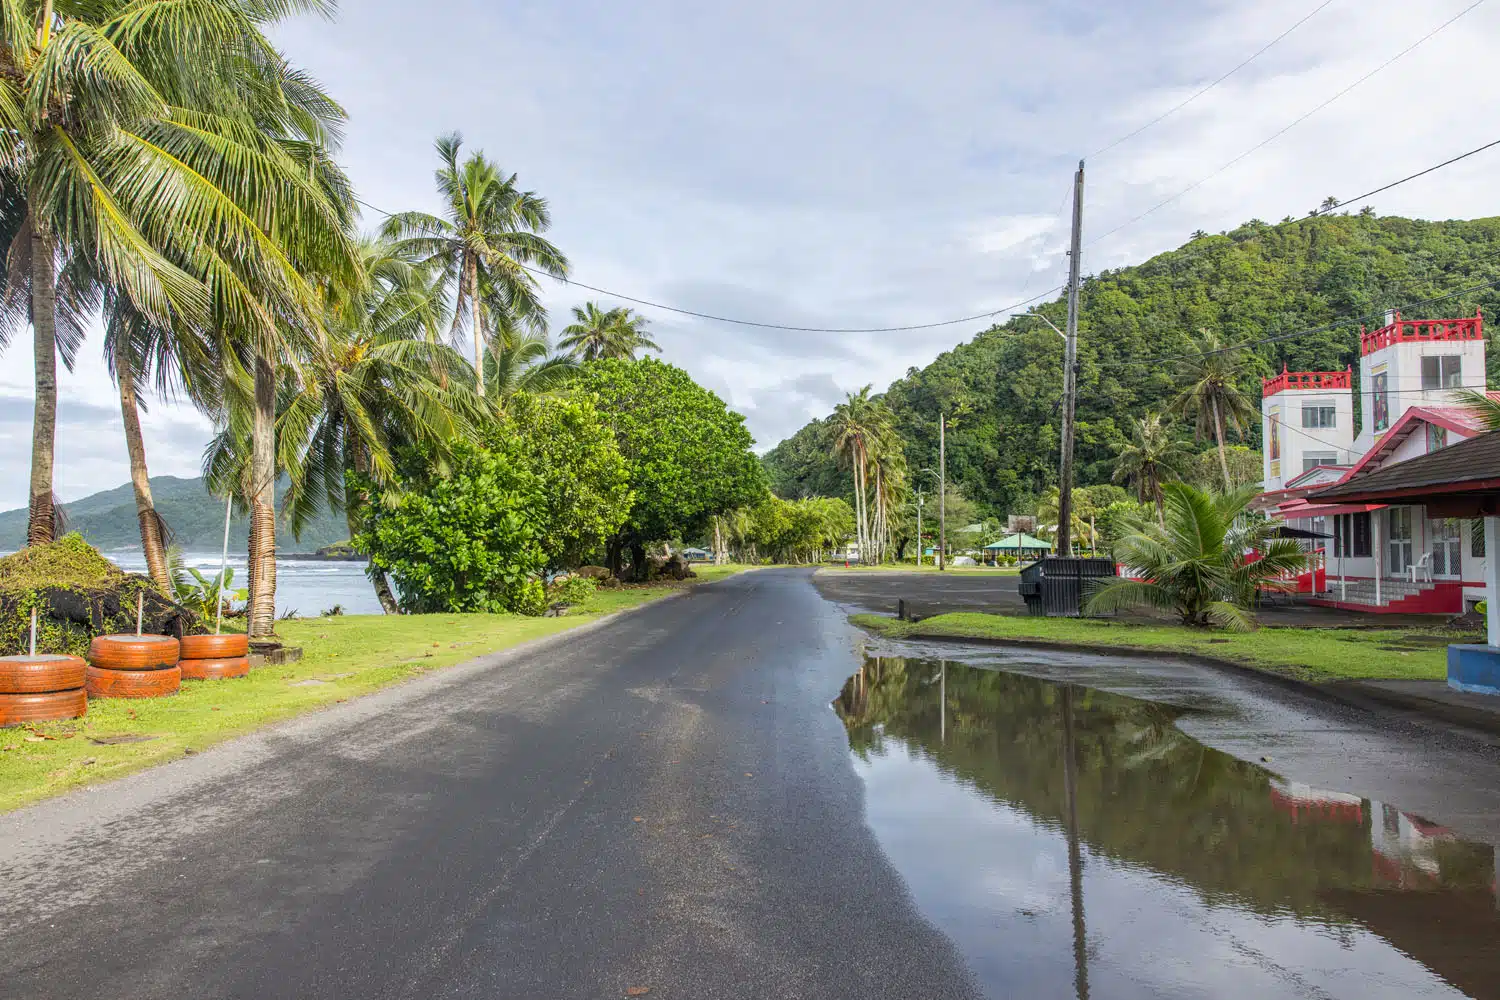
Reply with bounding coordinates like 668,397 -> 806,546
1018,557 -> 1119,617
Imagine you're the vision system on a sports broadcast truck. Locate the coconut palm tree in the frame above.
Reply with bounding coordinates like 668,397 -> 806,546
558,302 -> 660,361
1113,413 -> 1193,524
830,387 -> 876,561
225,239 -> 487,614
1170,330 -> 1257,490
1458,388 -> 1500,429
0,0 -> 353,548
383,133 -> 569,394
1084,482 -> 1305,630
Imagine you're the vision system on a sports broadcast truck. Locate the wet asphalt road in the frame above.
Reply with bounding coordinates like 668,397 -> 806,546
0,570 -> 985,1000
4,568 -> 1500,1000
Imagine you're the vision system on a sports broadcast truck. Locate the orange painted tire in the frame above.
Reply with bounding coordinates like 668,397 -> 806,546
89,635 -> 180,671
180,634 -> 249,659
180,656 -> 250,681
0,655 -> 87,694
0,689 -> 87,725
86,665 -> 181,699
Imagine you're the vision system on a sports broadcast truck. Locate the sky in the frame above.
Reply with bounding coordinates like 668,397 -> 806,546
3,0 -> 1499,510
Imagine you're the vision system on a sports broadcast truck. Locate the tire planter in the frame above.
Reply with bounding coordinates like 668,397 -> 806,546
179,634 -> 249,660
89,634 -> 180,671
0,689 -> 88,726
179,656 -> 250,681
0,654 -> 88,694
86,665 -> 181,699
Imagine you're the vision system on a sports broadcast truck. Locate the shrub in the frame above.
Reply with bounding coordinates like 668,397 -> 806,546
548,576 -> 598,606
510,579 -> 548,617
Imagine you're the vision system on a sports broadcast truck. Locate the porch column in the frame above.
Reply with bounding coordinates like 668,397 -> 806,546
1487,516 -> 1499,648
1373,513 -> 1383,606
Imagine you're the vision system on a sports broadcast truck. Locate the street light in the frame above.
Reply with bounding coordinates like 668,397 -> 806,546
914,468 -> 940,568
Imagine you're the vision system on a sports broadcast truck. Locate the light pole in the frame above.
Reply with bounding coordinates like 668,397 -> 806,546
914,469 -> 940,568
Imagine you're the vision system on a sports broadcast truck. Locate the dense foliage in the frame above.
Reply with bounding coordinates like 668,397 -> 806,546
353,392 -> 631,613
572,358 -> 764,575
765,213 -> 1500,516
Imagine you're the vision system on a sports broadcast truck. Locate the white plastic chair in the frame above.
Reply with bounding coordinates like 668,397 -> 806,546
1408,552 -> 1433,584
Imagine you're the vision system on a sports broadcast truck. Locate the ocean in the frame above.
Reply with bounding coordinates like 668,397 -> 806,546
105,550 -> 386,617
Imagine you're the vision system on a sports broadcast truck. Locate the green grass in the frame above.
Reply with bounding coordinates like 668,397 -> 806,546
851,611 -> 1466,684
0,568 -> 750,813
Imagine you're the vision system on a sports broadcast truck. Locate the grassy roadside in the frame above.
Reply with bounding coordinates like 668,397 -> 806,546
0,566 -> 749,813
851,611 -> 1463,684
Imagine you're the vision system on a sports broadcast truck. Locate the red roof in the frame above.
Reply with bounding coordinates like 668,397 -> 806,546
1337,406 -> 1486,483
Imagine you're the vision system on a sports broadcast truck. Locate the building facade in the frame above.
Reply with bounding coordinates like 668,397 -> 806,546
1259,310 -> 1491,613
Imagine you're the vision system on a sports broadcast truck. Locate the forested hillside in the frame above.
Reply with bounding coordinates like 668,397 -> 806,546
0,477 -> 346,553
764,212 -> 1500,516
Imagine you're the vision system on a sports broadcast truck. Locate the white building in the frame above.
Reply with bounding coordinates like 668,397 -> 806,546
1259,309 -> 1492,613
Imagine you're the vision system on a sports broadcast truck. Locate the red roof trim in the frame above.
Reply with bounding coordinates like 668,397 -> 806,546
1338,407 -> 1478,482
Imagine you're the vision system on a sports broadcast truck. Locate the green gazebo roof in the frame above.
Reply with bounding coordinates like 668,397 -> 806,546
984,533 -> 1052,551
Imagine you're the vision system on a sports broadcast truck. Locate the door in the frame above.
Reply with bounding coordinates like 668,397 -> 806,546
1429,517 -> 1463,578
1387,508 -> 1413,577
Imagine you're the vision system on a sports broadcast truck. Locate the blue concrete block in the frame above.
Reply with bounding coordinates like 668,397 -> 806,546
1447,644 -> 1500,696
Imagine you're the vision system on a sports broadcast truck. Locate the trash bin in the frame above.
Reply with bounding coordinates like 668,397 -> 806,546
1018,557 -> 1118,617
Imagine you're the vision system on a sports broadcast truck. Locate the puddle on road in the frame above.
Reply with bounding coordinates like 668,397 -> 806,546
835,656 -> 1500,1000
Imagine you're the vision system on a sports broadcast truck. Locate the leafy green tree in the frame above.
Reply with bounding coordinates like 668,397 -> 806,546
558,302 -> 660,361
1184,444 -> 1263,492
571,358 -> 763,578
384,133 -> 569,394
1113,413 -> 1192,523
493,391 -> 632,570
1084,482 -> 1305,629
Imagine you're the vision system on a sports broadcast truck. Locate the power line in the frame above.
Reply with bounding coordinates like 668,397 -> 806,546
357,197 -> 1065,334
1088,0 -> 1337,160
1087,0 -> 1489,249
1313,138 -> 1500,214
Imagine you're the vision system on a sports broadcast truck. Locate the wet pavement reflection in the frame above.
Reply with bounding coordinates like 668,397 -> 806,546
835,656 -> 1500,1000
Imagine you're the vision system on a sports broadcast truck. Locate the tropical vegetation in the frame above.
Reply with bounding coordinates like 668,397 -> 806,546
1083,483 -> 1306,629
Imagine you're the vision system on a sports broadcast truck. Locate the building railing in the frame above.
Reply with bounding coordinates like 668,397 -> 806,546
1262,367 -> 1351,397
1360,310 -> 1483,356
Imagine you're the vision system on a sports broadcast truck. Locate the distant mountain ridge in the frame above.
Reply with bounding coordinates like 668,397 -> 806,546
0,476 -> 347,553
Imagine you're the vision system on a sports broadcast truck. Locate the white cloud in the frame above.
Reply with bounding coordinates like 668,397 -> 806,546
2,0 -> 1497,506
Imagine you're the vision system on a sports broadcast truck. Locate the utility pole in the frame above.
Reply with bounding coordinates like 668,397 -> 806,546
938,413 -> 947,572
1057,159 -> 1085,557
915,489 -> 924,567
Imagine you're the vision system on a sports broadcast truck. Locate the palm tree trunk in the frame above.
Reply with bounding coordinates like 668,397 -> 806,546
1212,397 -> 1231,489
347,438 -> 397,614
247,355 -> 278,639
468,256 -> 485,394
115,337 -> 171,593
27,228 -> 57,547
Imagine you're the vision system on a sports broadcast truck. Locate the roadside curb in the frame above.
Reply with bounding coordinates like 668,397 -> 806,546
852,617 -> 1500,744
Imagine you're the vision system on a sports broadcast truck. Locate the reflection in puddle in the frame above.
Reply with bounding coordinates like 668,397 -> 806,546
835,656 -> 1499,1000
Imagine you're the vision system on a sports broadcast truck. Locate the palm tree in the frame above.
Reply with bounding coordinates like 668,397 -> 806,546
240,239 -> 487,614
830,387 -> 877,561
384,133 -> 569,394
1083,482 -> 1305,630
1170,330 -> 1257,490
0,0 -> 352,548
1459,388 -> 1500,430
481,312 -> 578,404
558,302 -> 660,361
1113,413 -> 1192,524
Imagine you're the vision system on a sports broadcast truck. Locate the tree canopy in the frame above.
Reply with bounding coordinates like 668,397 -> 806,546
764,212 -> 1500,516
572,358 -> 763,574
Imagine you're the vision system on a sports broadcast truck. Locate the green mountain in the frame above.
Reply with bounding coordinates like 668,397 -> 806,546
764,212 -> 1500,516
0,476 -> 347,553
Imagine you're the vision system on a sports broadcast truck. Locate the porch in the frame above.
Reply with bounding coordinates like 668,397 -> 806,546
1282,502 -> 1483,615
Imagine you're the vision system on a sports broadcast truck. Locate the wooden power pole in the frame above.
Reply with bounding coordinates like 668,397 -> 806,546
1057,160 -> 1085,557
938,413 -> 947,572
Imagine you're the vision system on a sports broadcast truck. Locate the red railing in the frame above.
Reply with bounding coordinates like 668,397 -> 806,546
1360,310 -> 1483,356
1262,367 -> 1351,397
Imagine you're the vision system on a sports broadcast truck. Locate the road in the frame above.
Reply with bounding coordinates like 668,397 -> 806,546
0,569 -> 985,1000
3,568 -> 1500,999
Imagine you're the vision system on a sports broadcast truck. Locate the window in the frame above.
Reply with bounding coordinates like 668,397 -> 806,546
1425,423 -> 1449,452
1302,405 -> 1336,428
1421,355 -> 1462,389
1475,519 -> 1487,559
1303,453 -> 1338,473
1335,511 -> 1373,559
